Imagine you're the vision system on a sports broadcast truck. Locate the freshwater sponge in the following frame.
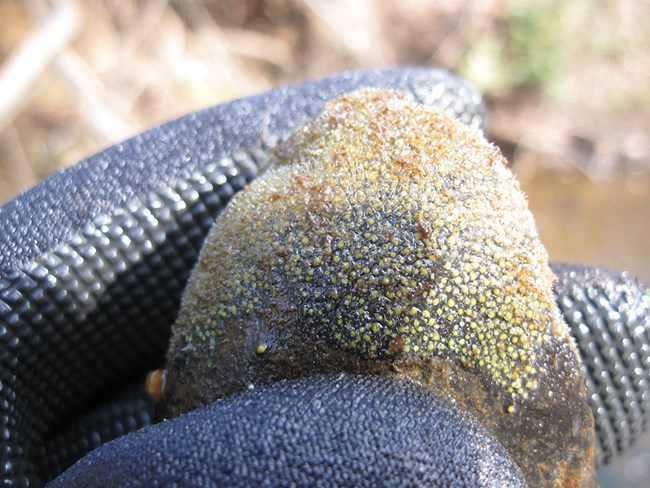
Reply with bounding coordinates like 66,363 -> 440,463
163,89 -> 597,487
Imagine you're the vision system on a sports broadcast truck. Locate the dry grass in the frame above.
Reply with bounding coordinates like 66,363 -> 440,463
1,0 -> 648,203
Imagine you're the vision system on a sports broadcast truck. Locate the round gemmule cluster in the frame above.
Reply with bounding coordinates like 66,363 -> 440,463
171,89 -> 562,398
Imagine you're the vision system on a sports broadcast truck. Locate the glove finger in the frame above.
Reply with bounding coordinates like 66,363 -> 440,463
47,375 -> 527,488
551,263 -> 650,465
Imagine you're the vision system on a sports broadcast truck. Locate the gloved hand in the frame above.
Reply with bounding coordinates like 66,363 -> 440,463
0,67 -> 648,487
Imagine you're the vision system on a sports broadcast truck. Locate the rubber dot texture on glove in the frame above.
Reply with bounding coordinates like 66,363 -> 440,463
48,375 -> 527,488
552,263 -> 650,465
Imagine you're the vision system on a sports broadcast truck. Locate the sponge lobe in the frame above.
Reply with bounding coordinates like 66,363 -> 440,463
163,89 -> 596,487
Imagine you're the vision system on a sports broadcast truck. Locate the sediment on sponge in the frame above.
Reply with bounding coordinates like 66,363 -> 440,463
163,89 -> 596,487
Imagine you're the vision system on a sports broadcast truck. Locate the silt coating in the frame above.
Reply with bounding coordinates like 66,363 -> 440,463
164,89 -> 596,487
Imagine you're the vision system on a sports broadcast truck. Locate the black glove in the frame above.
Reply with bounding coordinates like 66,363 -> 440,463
0,67 -> 648,487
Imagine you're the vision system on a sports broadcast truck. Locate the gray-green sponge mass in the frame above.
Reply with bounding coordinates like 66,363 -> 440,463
163,89 -> 596,487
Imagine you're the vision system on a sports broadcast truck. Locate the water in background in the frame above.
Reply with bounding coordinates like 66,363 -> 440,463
521,171 -> 650,285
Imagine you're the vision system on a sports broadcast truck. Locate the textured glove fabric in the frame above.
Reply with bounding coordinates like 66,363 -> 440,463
552,264 -> 650,465
48,375 -> 527,488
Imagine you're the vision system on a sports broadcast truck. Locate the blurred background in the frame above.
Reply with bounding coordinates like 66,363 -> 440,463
0,1 -> 648,486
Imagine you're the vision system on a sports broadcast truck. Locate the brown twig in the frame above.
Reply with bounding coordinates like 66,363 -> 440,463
0,0 -> 81,135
